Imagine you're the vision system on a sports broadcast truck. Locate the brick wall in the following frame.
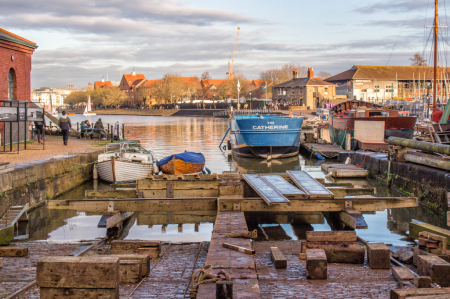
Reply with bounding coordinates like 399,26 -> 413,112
0,39 -> 35,145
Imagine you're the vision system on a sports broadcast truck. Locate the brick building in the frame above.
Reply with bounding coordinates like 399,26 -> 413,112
118,70 -> 146,106
0,28 -> 37,145
272,68 -> 341,108
325,65 -> 450,103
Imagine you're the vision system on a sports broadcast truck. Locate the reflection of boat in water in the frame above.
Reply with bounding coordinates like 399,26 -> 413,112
97,141 -> 158,183
329,100 -> 417,145
232,154 -> 300,174
229,114 -> 303,159
157,152 -> 205,175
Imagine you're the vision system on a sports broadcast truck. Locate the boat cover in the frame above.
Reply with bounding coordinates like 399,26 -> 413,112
157,152 -> 205,167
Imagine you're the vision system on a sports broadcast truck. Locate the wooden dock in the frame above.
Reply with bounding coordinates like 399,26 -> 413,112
196,211 -> 260,298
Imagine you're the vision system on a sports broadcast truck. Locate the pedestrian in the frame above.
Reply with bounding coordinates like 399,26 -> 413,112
94,118 -> 105,139
34,117 -> 46,145
58,111 -> 72,146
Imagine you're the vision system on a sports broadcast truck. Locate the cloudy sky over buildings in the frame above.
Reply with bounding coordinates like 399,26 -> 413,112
0,0 -> 446,88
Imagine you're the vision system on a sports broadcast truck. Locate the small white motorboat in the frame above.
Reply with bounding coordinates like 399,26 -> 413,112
96,141 -> 158,183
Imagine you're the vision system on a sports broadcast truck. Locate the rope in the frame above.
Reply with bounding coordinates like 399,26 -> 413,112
221,229 -> 257,239
356,153 -> 376,168
189,265 -> 221,299
183,243 -> 204,298
126,243 -> 172,299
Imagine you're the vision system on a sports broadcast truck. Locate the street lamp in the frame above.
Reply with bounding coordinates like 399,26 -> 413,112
249,92 -> 252,110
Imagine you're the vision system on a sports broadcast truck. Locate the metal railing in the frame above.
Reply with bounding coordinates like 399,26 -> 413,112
213,109 -> 279,117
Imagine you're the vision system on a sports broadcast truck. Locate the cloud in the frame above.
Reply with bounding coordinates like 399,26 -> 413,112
354,0 -> 429,14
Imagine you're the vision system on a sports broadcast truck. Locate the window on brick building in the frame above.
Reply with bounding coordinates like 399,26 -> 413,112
8,69 -> 15,101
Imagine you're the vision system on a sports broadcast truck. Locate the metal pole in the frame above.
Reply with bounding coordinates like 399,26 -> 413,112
122,124 -> 125,140
24,102 -> 27,150
433,0 -> 439,112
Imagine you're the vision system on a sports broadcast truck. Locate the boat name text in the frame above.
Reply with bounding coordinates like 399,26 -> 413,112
252,125 -> 288,129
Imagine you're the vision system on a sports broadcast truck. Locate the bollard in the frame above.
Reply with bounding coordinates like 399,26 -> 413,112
122,124 -> 125,140
111,124 -> 114,142
107,124 -> 110,140
77,122 -> 79,132
216,280 -> 233,299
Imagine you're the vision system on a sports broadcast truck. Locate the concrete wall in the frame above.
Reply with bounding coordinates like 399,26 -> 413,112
0,145 -> 119,217
338,151 -> 449,212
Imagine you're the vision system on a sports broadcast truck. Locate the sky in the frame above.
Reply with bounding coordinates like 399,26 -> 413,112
1,0 -> 449,89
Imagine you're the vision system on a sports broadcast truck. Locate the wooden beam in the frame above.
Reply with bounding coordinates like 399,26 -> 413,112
86,190 -> 137,199
0,247 -> 28,257
270,247 -> 287,269
410,220 -> 450,246
327,187 -> 376,197
340,210 -> 368,229
106,212 -> 134,229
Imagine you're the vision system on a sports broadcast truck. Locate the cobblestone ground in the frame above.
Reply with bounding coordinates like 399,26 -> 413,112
0,136 -> 105,165
255,241 -> 398,299
0,242 -> 80,298
16,243 -> 208,299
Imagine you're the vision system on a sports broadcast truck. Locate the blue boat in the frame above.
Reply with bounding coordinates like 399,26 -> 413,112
229,114 -> 303,159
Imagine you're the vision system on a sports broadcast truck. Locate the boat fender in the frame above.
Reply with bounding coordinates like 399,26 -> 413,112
202,169 -> 207,174
205,167 -> 211,174
315,154 -> 325,160
345,157 -> 352,164
152,161 -> 159,174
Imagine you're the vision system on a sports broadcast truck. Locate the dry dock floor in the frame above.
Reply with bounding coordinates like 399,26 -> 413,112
4,240 -> 399,299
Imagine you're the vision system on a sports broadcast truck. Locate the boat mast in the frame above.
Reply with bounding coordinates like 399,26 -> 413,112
433,0 -> 439,111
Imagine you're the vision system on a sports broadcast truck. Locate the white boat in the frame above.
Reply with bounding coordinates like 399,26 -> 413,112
48,94 -> 59,117
96,141 -> 158,183
83,95 -> 96,116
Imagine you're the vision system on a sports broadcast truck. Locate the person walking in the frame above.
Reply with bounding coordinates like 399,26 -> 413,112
58,111 -> 72,146
34,117 -> 46,144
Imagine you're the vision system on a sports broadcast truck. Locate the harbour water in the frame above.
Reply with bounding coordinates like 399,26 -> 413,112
33,115 -> 447,245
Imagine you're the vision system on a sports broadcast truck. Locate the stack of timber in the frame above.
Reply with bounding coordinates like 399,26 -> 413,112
417,254 -> 450,287
36,256 -> 120,299
300,231 -> 365,264
418,231 -> 447,255
110,240 -> 161,259
101,254 -> 150,282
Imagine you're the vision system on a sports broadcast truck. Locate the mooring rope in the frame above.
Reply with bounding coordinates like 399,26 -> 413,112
221,229 -> 257,239
188,265 -> 230,299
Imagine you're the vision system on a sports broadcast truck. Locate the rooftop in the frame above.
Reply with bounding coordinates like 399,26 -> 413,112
0,27 -> 37,49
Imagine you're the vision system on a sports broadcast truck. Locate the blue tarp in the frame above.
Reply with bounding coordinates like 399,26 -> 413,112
157,152 -> 205,167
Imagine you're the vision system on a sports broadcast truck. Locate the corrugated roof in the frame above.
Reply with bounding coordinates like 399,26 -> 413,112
0,28 -> 37,49
326,65 -> 450,81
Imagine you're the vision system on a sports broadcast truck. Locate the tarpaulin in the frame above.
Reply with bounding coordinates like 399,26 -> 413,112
157,152 -> 205,167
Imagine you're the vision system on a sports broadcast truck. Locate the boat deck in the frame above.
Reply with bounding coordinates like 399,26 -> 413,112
300,142 -> 350,159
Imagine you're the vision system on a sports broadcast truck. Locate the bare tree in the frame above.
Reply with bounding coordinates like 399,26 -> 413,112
410,52 -> 427,66
259,63 -> 307,98
317,71 -> 332,80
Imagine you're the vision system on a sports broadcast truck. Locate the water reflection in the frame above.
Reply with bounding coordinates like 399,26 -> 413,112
20,115 -> 449,245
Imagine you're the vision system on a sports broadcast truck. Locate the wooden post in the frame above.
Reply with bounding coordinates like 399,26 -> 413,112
345,133 -> 351,151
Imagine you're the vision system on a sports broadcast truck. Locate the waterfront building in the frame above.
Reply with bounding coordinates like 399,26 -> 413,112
0,28 -> 37,145
272,68 -> 343,108
31,87 -> 74,107
326,65 -> 450,103
119,70 -> 146,106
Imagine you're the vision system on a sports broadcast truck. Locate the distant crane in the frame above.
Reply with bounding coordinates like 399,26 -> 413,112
227,27 -> 240,80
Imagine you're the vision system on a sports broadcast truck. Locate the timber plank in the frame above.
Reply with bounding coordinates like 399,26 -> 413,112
86,190 -> 137,199
306,249 -> 327,279
36,256 -> 120,289
108,254 -> 150,276
417,255 -> 450,287
40,288 -> 119,299
111,240 -> 161,254
323,248 -> 365,264
392,267 -> 415,283
270,247 -> 287,269
243,174 -> 290,205
106,212 -> 134,229
119,260 -> 142,283
328,187 -> 376,197
367,243 -> 390,269
137,180 -> 220,190
340,210 -> 368,229
306,231 -> 357,242
260,175 -> 306,199
287,170 -> 334,199
0,246 -> 28,257
390,288 -> 450,299
301,241 -> 356,253
332,169 -> 369,178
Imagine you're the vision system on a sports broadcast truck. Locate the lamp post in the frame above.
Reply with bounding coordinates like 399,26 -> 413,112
250,92 -> 252,110
213,95 -> 216,110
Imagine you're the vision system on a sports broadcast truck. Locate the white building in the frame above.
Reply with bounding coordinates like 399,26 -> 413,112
31,87 -> 75,107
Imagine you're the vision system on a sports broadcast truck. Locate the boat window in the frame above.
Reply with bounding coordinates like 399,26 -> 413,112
368,111 -> 382,117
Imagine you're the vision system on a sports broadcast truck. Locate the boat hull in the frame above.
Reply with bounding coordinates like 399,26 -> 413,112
160,158 -> 204,175
230,115 -> 303,159
329,116 -> 417,145
97,160 -> 153,183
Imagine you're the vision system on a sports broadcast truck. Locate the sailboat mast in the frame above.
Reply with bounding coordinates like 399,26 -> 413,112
433,0 -> 439,111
